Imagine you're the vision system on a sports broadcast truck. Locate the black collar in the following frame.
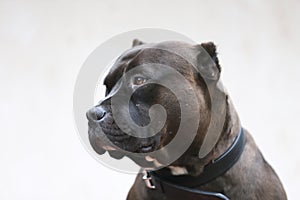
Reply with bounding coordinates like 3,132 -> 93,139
143,128 -> 246,200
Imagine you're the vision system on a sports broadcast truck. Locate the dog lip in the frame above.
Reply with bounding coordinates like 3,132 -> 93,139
90,124 -> 130,141
141,145 -> 152,152
105,132 -> 130,141
137,142 -> 155,153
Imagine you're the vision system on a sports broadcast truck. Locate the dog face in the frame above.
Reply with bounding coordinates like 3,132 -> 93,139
86,40 -> 220,166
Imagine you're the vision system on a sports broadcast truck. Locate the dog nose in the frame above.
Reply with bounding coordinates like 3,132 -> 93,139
86,106 -> 106,122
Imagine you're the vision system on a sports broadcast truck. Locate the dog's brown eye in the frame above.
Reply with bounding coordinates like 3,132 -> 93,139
133,76 -> 147,86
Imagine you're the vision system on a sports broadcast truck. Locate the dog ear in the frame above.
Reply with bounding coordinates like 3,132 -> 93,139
195,42 -> 221,81
132,39 -> 144,47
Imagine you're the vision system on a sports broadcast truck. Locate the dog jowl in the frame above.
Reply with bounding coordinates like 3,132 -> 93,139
86,39 -> 287,200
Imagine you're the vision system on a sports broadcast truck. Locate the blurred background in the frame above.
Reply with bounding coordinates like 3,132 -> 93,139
0,0 -> 299,199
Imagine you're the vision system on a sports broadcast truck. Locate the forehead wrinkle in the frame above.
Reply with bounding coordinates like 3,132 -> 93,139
103,62 -> 124,89
134,48 -> 194,77
103,48 -> 142,88
124,49 -> 148,73
104,44 -> 196,89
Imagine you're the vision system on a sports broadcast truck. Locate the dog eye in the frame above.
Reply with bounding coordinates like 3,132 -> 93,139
132,76 -> 147,86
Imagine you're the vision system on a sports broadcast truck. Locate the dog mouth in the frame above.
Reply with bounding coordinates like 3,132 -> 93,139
105,131 -> 131,141
136,142 -> 156,153
89,122 -> 158,154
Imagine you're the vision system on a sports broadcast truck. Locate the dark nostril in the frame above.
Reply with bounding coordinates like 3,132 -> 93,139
95,107 -> 106,120
86,106 -> 106,121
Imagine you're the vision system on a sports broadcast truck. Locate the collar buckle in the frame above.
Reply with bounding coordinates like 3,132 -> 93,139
142,170 -> 156,189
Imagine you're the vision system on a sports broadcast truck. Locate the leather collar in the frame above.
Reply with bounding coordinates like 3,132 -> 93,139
143,128 -> 246,200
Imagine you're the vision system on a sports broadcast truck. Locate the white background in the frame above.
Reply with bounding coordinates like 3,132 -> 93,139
0,1 -> 299,199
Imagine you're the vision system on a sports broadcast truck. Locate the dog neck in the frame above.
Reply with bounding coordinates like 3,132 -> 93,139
156,95 -> 241,177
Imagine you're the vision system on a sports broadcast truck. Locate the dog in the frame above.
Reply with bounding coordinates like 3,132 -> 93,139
86,39 -> 287,200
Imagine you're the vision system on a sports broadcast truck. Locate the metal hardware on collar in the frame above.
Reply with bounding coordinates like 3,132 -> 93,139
142,127 -> 246,199
142,171 -> 156,189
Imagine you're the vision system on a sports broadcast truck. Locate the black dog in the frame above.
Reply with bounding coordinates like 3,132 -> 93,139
86,39 -> 287,200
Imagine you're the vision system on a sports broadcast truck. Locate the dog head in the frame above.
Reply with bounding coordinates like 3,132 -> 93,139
86,39 -> 222,168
